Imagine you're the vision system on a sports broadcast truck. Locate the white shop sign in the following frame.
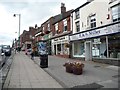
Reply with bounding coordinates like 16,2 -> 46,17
52,35 -> 69,43
70,23 -> 120,41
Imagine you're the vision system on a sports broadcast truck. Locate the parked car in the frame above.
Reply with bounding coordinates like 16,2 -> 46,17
1,45 -> 11,56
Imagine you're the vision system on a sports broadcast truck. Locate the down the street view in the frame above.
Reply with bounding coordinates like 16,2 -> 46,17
0,0 -> 120,89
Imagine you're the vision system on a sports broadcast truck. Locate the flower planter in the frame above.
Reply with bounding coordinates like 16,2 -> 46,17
63,61 -> 84,75
64,62 -> 73,73
72,66 -> 83,75
66,65 -> 73,73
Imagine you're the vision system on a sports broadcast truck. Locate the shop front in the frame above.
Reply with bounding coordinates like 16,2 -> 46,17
70,21 -> 120,62
52,35 -> 70,58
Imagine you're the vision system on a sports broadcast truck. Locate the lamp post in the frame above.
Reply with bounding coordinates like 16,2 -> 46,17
13,14 -> 21,50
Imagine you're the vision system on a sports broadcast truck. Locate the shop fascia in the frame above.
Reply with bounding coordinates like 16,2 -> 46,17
70,22 -> 120,41
52,35 -> 69,44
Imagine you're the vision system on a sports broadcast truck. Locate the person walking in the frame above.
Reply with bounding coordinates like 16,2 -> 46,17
31,46 -> 35,60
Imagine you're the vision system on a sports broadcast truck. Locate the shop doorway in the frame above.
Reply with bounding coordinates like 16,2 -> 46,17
85,41 -> 92,61
54,45 -> 56,55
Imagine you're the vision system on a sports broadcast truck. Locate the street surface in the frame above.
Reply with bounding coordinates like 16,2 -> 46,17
1,51 -> 119,89
0,53 -> 13,90
3,52 -> 62,88
34,55 -> 119,89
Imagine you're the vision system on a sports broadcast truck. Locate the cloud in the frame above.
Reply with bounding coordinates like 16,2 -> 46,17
0,0 -> 87,46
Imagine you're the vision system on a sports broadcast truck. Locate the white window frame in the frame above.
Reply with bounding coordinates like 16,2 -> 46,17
90,15 -> 96,28
75,21 -> 80,32
55,23 -> 58,34
75,10 -> 80,19
111,5 -> 120,22
47,23 -> 50,31
63,19 -> 67,32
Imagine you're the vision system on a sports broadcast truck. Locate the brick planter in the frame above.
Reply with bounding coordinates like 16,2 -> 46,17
63,61 -> 84,75
64,63 -> 74,73
72,66 -> 83,75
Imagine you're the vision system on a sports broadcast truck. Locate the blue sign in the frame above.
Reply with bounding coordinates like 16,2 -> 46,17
38,42 -> 47,55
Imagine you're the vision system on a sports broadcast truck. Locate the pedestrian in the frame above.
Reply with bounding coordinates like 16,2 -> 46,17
31,47 -> 35,60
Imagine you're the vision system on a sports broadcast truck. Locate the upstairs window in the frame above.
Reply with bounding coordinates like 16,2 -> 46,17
42,25 -> 44,32
47,23 -> 50,31
63,19 -> 67,32
75,9 -> 80,19
90,15 -> 96,28
75,21 -> 80,32
111,5 -> 120,22
55,23 -> 58,34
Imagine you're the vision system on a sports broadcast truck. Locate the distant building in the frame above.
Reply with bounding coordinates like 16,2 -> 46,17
20,27 -> 36,51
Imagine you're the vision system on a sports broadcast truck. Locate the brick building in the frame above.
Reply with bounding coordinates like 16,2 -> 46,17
51,3 -> 73,58
20,27 -> 36,51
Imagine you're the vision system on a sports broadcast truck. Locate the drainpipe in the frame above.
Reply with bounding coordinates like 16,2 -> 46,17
106,36 -> 109,58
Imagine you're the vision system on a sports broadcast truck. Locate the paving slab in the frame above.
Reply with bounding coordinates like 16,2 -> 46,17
33,55 -> 119,89
3,52 -> 63,89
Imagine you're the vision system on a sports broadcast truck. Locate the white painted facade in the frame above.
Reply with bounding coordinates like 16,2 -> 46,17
70,0 -> 120,60
72,0 -> 111,34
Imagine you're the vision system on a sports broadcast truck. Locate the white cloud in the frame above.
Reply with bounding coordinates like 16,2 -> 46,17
0,0 -> 87,46
0,4 -> 18,45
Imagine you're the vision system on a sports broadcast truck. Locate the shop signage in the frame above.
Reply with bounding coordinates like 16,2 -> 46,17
54,36 -> 69,42
70,23 -> 120,41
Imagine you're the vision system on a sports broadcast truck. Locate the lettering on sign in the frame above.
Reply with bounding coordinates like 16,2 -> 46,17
78,30 -> 100,39
70,23 -> 120,41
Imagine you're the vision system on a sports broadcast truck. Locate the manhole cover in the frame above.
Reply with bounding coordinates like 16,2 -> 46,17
72,83 -> 103,89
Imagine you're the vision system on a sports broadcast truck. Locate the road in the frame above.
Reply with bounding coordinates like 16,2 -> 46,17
0,53 -> 13,90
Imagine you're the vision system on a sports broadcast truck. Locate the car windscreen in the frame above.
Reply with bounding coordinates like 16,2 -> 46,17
2,45 -> 10,49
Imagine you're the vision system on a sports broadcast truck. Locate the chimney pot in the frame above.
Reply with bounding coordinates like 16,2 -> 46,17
61,3 -> 66,14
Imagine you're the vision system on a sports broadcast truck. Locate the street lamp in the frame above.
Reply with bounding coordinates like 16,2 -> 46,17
13,14 -> 21,50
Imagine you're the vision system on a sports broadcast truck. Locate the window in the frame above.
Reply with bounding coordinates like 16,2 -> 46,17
63,19 -> 67,32
42,25 -> 44,32
55,23 -> 58,34
75,21 -> 80,32
111,5 -> 120,22
90,15 -> 96,28
47,23 -> 50,31
75,10 -> 80,19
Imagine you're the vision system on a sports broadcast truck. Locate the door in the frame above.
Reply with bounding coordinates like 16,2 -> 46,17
85,41 -> 92,61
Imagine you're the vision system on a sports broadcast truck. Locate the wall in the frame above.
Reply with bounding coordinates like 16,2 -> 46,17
80,0 -> 111,31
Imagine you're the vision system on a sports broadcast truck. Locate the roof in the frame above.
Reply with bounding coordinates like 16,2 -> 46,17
52,9 -> 73,25
72,1 -> 90,12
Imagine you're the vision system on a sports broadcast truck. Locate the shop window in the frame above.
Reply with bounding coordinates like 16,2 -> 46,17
92,38 -> 107,58
74,41 -> 85,57
75,21 -> 80,32
108,34 -> 120,58
111,5 -> 120,22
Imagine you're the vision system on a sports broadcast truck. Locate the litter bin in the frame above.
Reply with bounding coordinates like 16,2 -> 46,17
40,54 -> 48,68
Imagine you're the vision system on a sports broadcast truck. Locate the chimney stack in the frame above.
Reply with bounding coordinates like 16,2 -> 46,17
61,3 -> 66,14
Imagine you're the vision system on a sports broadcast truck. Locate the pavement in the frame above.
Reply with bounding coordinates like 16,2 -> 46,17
2,51 -> 119,89
3,52 -> 63,89
33,55 -> 119,89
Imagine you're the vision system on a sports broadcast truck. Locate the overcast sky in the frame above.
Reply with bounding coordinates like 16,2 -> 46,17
0,0 -> 87,46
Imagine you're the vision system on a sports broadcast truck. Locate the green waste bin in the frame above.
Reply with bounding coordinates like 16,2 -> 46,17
40,54 -> 48,68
